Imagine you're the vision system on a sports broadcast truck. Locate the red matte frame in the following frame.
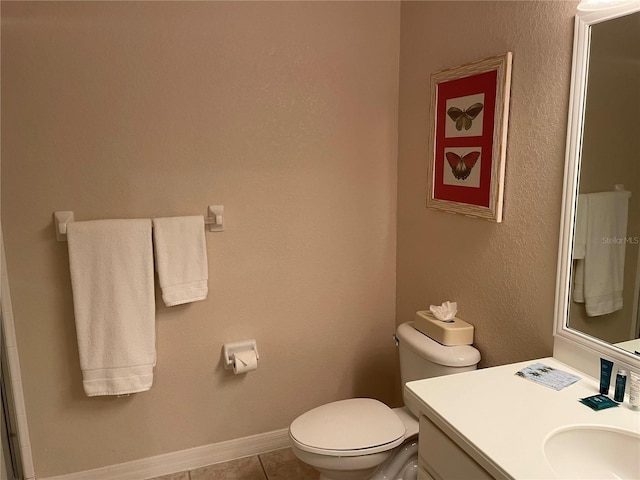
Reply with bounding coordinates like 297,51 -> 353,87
433,70 -> 497,208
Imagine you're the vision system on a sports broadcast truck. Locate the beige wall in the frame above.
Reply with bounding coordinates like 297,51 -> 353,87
3,0 -> 584,477
397,1 -> 579,368
1,2 -> 400,476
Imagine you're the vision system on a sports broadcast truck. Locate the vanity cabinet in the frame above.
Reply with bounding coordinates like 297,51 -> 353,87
418,414 -> 493,480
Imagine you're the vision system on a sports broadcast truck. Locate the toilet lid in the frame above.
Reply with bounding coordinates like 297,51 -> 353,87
289,398 -> 406,456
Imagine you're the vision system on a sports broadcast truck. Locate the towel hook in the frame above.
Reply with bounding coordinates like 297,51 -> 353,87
54,211 -> 74,241
207,205 -> 224,232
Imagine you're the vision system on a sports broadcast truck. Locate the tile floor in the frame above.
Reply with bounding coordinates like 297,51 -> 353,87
149,448 -> 319,480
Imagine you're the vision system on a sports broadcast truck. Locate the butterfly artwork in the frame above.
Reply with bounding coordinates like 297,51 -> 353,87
445,151 -> 480,180
446,103 -> 484,131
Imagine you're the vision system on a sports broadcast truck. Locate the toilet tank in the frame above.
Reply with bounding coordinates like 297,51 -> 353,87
396,321 -> 480,416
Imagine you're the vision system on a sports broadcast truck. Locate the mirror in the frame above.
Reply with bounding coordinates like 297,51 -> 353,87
568,10 -> 640,353
556,2 -> 640,365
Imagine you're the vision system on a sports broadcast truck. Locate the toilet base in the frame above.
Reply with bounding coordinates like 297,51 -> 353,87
292,444 -> 391,480
318,471 -> 377,480
292,438 -> 419,480
369,440 -> 418,480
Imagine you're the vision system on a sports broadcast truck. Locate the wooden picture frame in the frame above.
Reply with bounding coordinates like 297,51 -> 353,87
426,52 -> 512,222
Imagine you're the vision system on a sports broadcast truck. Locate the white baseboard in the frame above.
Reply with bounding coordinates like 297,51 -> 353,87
39,428 -> 291,480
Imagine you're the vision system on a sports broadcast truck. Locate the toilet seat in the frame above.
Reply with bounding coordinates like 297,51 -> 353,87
289,398 -> 406,457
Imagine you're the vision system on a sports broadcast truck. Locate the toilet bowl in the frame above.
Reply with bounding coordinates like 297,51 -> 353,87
289,321 -> 481,480
289,399 -> 419,480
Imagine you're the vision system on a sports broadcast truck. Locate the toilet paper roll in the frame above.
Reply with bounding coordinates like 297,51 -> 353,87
232,350 -> 258,374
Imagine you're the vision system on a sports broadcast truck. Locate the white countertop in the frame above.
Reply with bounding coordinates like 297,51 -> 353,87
405,357 -> 640,480
615,338 -> 640,355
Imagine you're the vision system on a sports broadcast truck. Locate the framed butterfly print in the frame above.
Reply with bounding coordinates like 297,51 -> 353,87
426,52 -> 512,222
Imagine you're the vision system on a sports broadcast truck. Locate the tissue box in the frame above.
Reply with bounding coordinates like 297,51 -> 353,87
414,310 -> 474,346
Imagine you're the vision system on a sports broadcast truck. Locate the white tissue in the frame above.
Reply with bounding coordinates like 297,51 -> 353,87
429,301 -> 457,322
232,351 -> 258,374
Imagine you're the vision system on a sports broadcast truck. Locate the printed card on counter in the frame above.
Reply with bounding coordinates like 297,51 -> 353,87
515,363 -> 581,391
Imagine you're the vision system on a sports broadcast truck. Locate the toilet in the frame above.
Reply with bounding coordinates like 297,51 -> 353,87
289,320 -> 481,480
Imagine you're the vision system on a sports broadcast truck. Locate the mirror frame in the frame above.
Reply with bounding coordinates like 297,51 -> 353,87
554,1 -> 640,372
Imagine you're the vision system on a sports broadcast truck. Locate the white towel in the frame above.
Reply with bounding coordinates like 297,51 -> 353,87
573,191 -> 630,316
572,195 -> 588,303
66,219 -> 156,397
152,216 -> 208,307
573,195 -> 587,261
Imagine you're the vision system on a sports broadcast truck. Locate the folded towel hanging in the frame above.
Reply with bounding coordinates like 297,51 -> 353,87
66,219 -> 156,397
152,216 -> 209,307
573,191 -> 631,316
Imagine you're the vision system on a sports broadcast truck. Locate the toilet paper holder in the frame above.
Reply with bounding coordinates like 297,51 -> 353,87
223,339 -> 259,371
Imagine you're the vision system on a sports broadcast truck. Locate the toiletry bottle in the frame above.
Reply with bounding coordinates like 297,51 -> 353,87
600,358 -> 613,394
614,369 -> 627,402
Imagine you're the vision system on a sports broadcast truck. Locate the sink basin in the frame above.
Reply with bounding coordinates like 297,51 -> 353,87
544,425 -> 640,479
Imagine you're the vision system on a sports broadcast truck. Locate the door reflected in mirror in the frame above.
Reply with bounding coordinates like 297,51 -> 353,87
567,11 -> 640,354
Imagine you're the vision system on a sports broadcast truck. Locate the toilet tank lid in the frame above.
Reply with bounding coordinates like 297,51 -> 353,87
396,321 -> 480,367
289,398 -> 406,456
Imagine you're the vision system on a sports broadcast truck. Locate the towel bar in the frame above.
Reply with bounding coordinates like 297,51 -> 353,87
614,184 -> 631,197
53,205 -> 224,241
